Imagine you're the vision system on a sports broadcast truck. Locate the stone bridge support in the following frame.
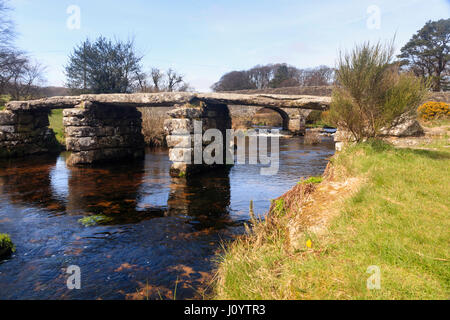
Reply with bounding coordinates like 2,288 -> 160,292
164,102 -> 232,178
63,102 -> 145,165
0,109 -> 59,158
2,92 -> 330,168
227,105 -> 311,135
287,111 -> 308,135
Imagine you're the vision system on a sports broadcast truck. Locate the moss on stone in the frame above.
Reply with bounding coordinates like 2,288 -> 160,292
0,233 -> 15,258
78,215 -> 114,227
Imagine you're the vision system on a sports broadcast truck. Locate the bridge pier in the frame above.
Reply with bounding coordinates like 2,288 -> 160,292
63,102 -> 145,165
288,115 -> 307,135
164,102 -> 232,178
0,109 -> 59,158
228,106 -> 308,135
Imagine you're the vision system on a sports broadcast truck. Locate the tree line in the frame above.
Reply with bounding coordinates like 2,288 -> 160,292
211,64 -> 335,92
212,19 -> 449,93
0,0 -> 45,101
0,0 -> 190,101
0,0 -> 448,103
65,37 -> 191,94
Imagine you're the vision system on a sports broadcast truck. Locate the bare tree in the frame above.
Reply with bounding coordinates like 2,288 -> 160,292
134,67 -> 192,93
0,50 -> 24,93
176,81 -> 194,92
0,1 -> 46,99
302,66 -> 335,86
151,68 -> 164,92
248,64 -> 273,89
212,63 -> 335,91
8,59 -> 46,100
134,70 -> 150,92
166,68 -> 184,92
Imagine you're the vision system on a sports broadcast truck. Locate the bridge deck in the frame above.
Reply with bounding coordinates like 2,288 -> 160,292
6,92 -> 331,111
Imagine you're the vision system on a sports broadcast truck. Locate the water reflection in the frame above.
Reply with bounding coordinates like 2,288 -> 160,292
0,137 -> 335,300
0,154 -> 66,212
167,167 -> 234,230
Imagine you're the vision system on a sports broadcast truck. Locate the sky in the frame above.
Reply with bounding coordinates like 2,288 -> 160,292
8,0 -> 450,92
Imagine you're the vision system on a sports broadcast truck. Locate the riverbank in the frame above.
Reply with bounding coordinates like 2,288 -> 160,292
214,136 -> 449,300
49,109 -> 65,145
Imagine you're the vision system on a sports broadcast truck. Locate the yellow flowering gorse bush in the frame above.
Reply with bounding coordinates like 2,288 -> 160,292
418,101 -> 450,120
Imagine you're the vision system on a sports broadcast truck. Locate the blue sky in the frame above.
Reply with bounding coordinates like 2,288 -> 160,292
9,0 -> 450,91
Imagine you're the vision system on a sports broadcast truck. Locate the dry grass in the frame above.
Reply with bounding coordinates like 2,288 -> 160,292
232,117 -> 253,130
304,129 -> 321,145
139,107 -> 170,147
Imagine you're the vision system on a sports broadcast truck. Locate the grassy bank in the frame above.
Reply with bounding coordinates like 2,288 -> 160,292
49,109 -> 65,145
214,138 -> 449,300
0,95 -> 10,110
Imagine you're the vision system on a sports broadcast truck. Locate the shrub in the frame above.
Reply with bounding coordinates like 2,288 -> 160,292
418,101 -> 450,121
0,233 -> 15,258
305,110 -> 323,124
326,41 -> 429,142
232,117 -> 253,130
140,107 -> 168,147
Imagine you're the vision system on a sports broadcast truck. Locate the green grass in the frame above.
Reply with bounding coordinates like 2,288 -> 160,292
214,139 -> 450,300
299,176 -> 324,184
0,233 -> 15,258
49,109 -> 65,145
0,95 -> 11,110
78,215 -> 113,227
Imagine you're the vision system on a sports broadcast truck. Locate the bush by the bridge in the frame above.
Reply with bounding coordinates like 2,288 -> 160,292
326,41 -> 428,142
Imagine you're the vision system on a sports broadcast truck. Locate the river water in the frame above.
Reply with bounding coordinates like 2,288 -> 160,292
0,136 -> 335,300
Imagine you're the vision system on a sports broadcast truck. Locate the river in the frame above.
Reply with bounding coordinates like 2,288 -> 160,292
0,135 -> 335,300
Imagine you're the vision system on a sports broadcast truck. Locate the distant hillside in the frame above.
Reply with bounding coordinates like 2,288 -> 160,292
35,86 -> 449,102
40,86 -> 71,97
228,86 -> 333,97
230,86 -> 449,102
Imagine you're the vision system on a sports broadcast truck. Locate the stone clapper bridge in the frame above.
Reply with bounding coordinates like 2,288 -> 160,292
0,92 -> 330,177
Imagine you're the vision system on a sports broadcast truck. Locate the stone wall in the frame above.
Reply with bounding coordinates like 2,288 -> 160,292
63,103 -> 145,165
164,102 -> 232,177
0,109 -> 59,158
